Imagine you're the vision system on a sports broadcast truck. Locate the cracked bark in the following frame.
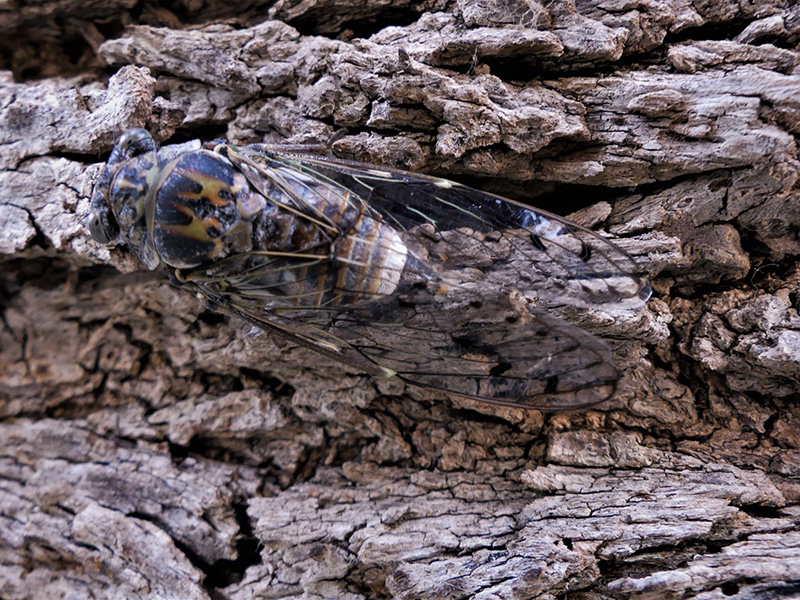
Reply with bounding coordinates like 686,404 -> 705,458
1,1 -> 800,599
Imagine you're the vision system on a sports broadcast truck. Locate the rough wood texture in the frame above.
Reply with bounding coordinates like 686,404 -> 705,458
1,1 -> 799,598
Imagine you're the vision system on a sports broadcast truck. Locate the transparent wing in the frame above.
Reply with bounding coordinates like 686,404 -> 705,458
231,148 -> 651,309
205,289 -> 619,410
181,145 -> 650,410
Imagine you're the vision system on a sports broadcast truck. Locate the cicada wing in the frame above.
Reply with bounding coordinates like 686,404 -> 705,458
203,144 -> 650,409
328,295 -> 619,410
230,149 -> 651,310
193,271 -> 618,410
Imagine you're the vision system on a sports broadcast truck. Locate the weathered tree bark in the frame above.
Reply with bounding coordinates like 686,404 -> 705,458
2,1 -> 800,599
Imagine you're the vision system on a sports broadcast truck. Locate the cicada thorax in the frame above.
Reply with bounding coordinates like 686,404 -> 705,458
149,150 -> 262,269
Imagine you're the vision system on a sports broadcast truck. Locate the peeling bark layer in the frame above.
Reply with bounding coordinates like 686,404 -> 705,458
1,1 -> 800,599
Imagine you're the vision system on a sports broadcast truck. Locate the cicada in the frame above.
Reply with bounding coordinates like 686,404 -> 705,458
88,128 -> 650,410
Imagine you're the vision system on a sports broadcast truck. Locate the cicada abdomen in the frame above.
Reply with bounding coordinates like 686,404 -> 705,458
216,146 -> 412,310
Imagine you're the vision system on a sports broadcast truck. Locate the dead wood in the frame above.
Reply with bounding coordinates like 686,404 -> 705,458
1,1 -> 799,599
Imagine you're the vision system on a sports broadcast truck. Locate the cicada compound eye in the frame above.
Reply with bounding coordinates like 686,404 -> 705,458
88,209 -> 110,243
88,166 -> 121,245
117,127 -> 157,159
87,188 -> 120,244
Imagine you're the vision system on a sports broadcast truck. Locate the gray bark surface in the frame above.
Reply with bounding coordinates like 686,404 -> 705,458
1,1 -> 799,599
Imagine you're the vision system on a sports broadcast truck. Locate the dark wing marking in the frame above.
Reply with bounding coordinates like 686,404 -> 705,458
183,144 -> 650,410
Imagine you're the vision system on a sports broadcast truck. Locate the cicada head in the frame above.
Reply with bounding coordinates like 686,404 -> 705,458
89,128 -> 263,270
89,128 -> 162,268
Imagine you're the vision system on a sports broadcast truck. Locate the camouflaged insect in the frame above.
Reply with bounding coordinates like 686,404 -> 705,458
89,128 -> 651,410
